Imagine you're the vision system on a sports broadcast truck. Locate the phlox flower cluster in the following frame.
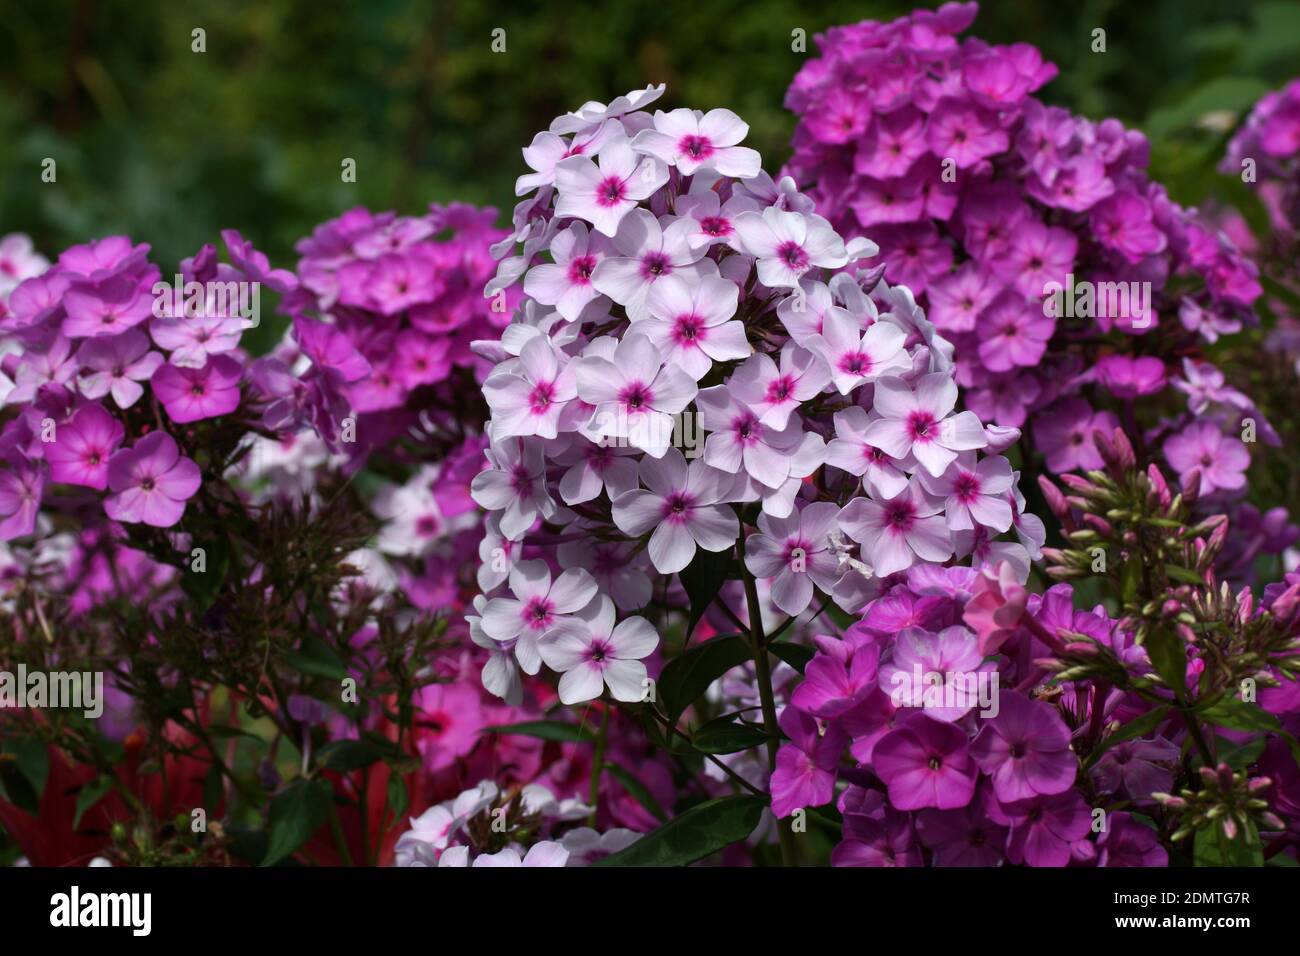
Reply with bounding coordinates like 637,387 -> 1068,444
1223,77 -> 1300,242
469,84 -> 1037,711
783,2 -> 1273,526
774,561 -> 1172,867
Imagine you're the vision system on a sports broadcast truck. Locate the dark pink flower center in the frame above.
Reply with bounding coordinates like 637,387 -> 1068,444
529,380 -> 555,414
884,499 -> 916,530
839,351 -> 872,376
699,216 -> 731,237
568,255 -> 597,284
954,472 -> 980,501
586,638 -> 614,664
663,491 -> 694,524
673,314 -> 704,345
620,382 -> 652,410
597,177 -> 627,207
522,596 -> 556,632
765,375 -> 796,403
640,252 -> 671,279
907,411 -> 937,442
678,135 -> 714,160
777,241 -> 810,271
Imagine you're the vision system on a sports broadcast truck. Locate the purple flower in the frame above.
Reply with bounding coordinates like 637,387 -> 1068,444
873,712 -> 977,810
104,431 -> 201,528
970,690 -> 1076,802
75,330 -> 163,408
44,403 -> 124,490
915,792 -> 1008,866
0,452 -> 46,540
988,790 -> 1091,867
1092,736 -> 1179,801
1094,355 -> 1166,398
1097,812 -> 1168,867
770,705 -> 846,818
151,355 -> 243,423
1163,422 -> 1250,496
1034,398 -> 1118,473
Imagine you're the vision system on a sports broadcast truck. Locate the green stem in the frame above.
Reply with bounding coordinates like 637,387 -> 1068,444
588,704 -> 611,826
739,540 -> 797,867
326,799 -> 354,866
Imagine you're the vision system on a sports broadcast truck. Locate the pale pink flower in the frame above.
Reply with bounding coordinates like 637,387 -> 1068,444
863,373 -> 988,477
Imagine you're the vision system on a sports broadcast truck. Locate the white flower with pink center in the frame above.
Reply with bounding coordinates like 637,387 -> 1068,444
539,596 -> 659,704
838,477 -> 953,577
520,223 -> 613,323
611,447 -> 738,574
555,141 -> 668,237
776,279 -> 836,346
575,333 -> 697,457
555,438 -> 640,505
919,452 -> 1015,532
641,274 -> 750,380
743,501 -> 842,615
590,209 -> 707,322
549,84 -> 666,135
674,190 -> 759,252
729,343 -> 830,429
469,436 -> 555,540
516,118 -> 625,196
696,385 -> 804,489
732,207 -> 850,288
480,559 -> 599,676
483,336 -> 579,440
811,307 -> 910,394
631,107 -> 762,178
825,405 -> 913,499
863,372 -> 988,477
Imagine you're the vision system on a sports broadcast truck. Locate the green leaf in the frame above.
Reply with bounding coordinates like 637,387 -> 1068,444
679,546 -> 736,640
261,778 -> 331,866
1198,696 -> 1281,732
1193,819 -> 1263,867
8,738 -> 49,798
592,795 -> 766,867
317,739 -> 385,772
691,717 -> 768,755
1144,626 -> 1189,696
606,763 -> 667,822
181,535 -> 230,614
73,776 -> 114,829
1084,705 -> 1171,767
283,636 -> 348,681
659,634 -> 751,734
1213,735 -> 1266,770
484,720 -> 595,743
387,773 -> 408,820
768,642 -> 814,674
1164,565 -> 1205,586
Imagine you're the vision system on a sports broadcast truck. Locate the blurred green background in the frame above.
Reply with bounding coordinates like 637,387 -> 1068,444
2,0 -> 1299,267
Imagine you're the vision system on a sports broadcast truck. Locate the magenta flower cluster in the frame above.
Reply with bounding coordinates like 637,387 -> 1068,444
1223,77 -> 1300,240
783,2 -> 1271,509
0,229 -> 362,536
773,562 -> 1170,867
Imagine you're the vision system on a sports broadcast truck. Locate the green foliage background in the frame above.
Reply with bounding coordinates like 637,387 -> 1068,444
3,0 -> 1300,267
